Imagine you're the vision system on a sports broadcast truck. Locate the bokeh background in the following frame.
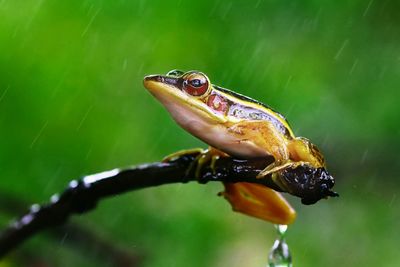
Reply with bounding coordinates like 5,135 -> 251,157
1,1 -> 399,266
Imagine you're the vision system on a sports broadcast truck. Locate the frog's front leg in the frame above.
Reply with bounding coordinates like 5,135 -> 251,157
162,148 -> 205,163
163,147 -> 228,178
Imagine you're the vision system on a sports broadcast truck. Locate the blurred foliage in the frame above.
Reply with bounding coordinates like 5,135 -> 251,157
0,0 -> 399,266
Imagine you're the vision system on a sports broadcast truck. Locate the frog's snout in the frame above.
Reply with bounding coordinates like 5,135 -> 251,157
144,75 -> 182,89
144,74 -> 163,83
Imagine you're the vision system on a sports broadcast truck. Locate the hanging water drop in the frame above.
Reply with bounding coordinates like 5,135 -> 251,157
268,224 -> 292,267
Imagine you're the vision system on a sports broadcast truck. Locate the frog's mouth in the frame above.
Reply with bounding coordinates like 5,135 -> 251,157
143,75 -> 227,124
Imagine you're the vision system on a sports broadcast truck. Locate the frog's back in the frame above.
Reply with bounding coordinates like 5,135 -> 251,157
214,85 -> 294,138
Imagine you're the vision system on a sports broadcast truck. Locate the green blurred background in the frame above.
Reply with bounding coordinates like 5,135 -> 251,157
1,1 -> 399,266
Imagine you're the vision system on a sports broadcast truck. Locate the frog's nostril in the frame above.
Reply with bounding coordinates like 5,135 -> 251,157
143,75 -> 183,89
144,75 -> 163,82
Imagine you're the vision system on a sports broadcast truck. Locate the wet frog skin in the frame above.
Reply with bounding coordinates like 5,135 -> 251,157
143,70 -> 336,224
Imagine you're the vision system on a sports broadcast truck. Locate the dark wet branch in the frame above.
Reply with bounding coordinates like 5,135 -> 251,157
0,150 -> 336,259
0,192 -> 142,266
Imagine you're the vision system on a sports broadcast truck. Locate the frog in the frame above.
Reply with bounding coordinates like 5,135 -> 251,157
143,70 -> 336,225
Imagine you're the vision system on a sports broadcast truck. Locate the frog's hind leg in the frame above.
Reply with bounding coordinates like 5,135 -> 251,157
220,182 -> 296,225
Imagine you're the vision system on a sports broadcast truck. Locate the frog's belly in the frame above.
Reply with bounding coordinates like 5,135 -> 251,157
186,120 -> 270,159
162,97 -> 270,158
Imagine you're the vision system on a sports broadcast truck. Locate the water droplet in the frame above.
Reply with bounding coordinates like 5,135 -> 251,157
268,225 -> 292,267
276,224 -> 288,236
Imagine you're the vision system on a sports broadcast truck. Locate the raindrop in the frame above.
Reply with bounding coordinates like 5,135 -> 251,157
29,121 -> 49,148
76,105 -> 93,131
268,224 -> 292,267
334,39 -> 349,61
81,7 -> 101,37
363,0 -> 374,17
0,85 -> 9,103
349,58 -> 358,75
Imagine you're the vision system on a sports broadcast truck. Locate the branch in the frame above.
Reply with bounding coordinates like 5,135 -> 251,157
0,150 -> 337,258
0,192 -> 142,266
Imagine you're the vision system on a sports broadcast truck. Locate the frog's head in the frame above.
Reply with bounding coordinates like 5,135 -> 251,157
144,70 -> 228,126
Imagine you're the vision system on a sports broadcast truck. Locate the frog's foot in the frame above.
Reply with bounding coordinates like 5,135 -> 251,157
219,182 -> 296,224
191,147 -> 229,178
164,147 -> 227,179
162,148 -> 205,163
256,160 -> 309,179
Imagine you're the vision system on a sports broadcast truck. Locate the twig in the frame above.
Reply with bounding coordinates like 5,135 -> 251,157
0,192 -> 142,266
0,150 -> 336,258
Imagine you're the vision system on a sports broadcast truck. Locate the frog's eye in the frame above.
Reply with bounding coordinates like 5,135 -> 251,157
183,73 -> 210,97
